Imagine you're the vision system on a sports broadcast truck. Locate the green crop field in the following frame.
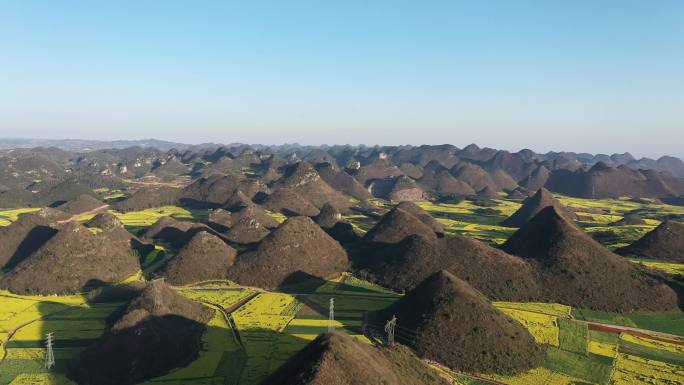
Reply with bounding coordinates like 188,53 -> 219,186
2,197 -> 684,384
3,277 -> 684,384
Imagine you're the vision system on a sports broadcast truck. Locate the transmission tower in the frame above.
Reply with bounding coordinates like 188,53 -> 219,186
328,298 -> 335,332
384,315 -> 397,346
45,332 -> 55,370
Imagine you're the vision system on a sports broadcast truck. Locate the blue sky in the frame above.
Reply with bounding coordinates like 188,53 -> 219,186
0,1 -> 682,158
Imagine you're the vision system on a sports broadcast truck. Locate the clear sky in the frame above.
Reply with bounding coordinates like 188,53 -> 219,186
1,1 -> 682,158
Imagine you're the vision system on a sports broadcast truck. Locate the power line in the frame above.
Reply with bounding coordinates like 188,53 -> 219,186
45,332 -> 55,370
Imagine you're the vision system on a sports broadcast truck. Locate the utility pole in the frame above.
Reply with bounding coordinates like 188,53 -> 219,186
45,332 -> 55,370
328,298 -> 335,333
384,315 -> 396,346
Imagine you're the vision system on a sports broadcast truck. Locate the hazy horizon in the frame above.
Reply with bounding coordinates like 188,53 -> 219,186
1,1 -> 682,158
1,135 -> 681,160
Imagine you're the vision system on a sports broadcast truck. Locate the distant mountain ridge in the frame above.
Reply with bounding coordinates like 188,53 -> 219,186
1,140 -> 684,207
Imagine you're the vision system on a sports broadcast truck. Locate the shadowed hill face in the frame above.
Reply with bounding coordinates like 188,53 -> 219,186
225,216 -> 271,244
262,187 -> 321,217
86,212 -> 154,256
477,185 -> 499,198
386,175 -> 426,202
315,162 -> 371,201
261,332 -> 450,385
87,212 -> 134,242
181,173 -> 243,208
616,220 -> 684,262
385,271 -> 544,375
0,208 -> 69,269
451,163 -> 500,192
0,221 -> 140,295
545,164 -> 684,199
206,208 -> 233,231
56,194 -> 106,215
395,201 -> 444,235
502,206 -> 679,311
143,216 -> 215,247
230,204 -> 280,229
350,158 -> 404,186
78,280 -> 214,385
227,216 -> 348,290
269,161 -> 351,210
356,233 -> 540,301
363,207 -> 437,244
113,186 -> 182,212
518,165 -> 550,192
501,187 -> 576,227
315,202 -> 342,229
417,170 -> 475,195
158,231 -> 237,285
224,189 -> 253,210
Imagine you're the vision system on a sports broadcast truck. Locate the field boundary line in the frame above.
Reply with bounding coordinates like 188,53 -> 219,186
425,360 -> 507,385
585,321 -> 684,344
0,301 -> 86,366
57,204 -> 110,223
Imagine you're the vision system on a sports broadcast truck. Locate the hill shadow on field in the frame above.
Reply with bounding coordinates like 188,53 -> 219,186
25,290 -> 312,385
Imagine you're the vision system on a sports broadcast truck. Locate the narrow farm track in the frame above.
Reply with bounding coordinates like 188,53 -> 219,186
57,204 -> 110,223
425,360 -> 507,385
586,321 -> 684,344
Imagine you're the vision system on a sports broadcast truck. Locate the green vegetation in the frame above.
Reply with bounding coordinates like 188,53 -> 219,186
4,277 -> 684,384
111,206 -> 208,228
573,308 -> 684,337
557,319 -> 587,354
2,195 -> 684,384
0,208 -> 41,227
